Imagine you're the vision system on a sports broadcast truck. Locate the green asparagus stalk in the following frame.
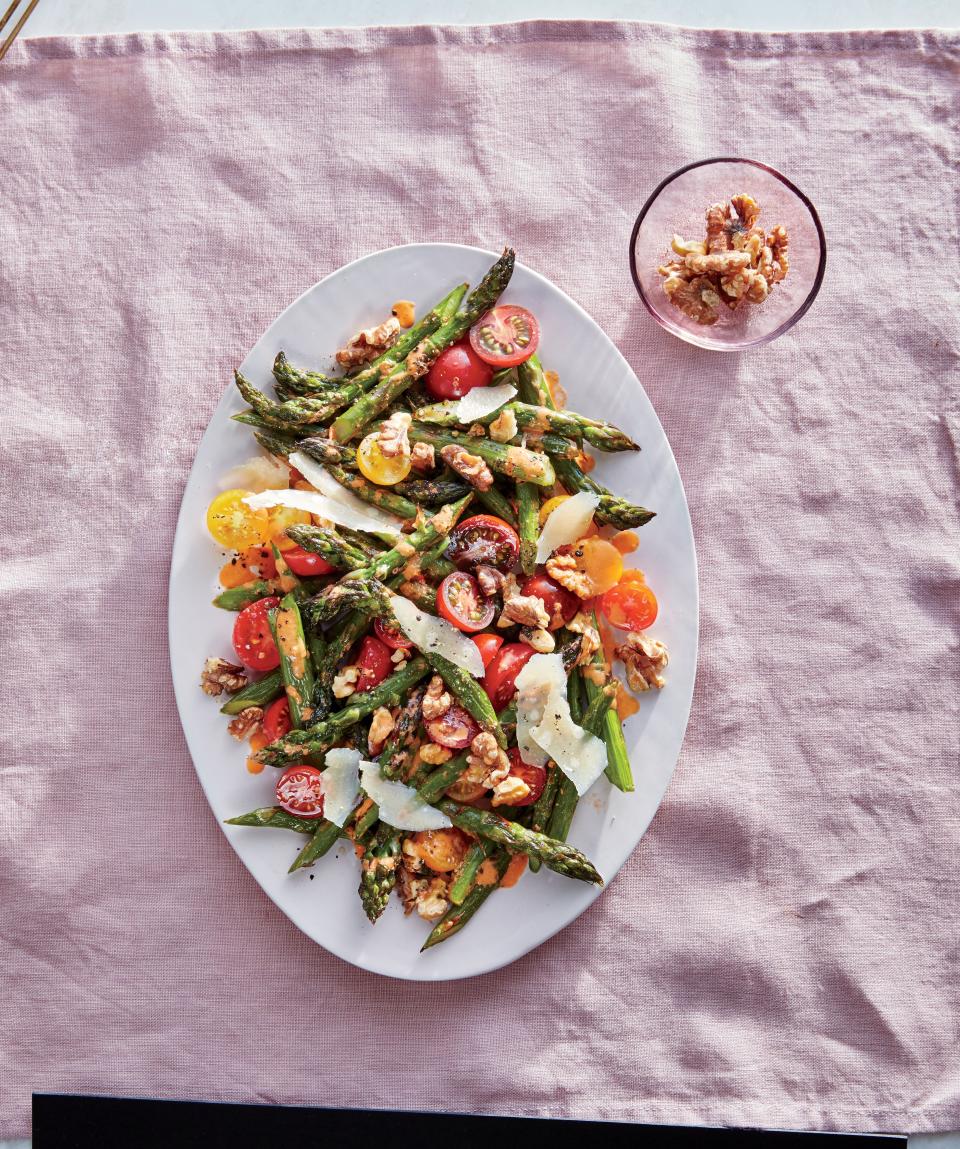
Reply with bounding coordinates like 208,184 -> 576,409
295,435 -> 358,470
213,580 -> 275,612
547,672 -> 583,842
284,524 -> 374,571
417,400 -> 640,453
232,410 -> 310,439
359,827 -> 402,923
421,851 -> 510,950
448,839 -> 493,905
354,799 -> 381,840
582,612 -> 634,792
527,765 -> 561,873
408,424 -> 554,487
324,463 -> 418,520
219,669 -> 283,715
378,686 -> 425,780
438,802 -> 602,885
272,282 -> 468,398
267,594 -> 316,727
234,371 -> 356,428
226,806 -> 330,835
256,656 -> 431,767
516,482 -> 539,576
395,478 -> 470,505
424,650 -> 506,748
288,818 -> 345,871
416,750 -> 469,804
252,428 -> 303,460
330,249 -> 515,442
475,482 -> 519,527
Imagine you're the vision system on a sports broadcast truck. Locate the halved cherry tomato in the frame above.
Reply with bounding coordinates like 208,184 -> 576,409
472,632 -> 504,670
425,339 -> 493,400
447,514 -> 520,570
408,828 -> 472,873
206,489 -> 270,550
426,702 -> 479,749
262,696 -> 292,743
374,618 -> 414,650
566,537 -> 624,597
482,642 -> 535,712
219,558 -> 257,589
538,493 -> 569,527
276,765 -> 325,819
520,573 -> 579,631
437,572 -> 496,632
357,432 -> 411,486
469,305 -> 540,368
353,635 -> 394,692
284,545 -> 335,578
445,777 -> 487,803
232,596 -> 281,671
601,575 -> 658,632
502,748 -> 547,807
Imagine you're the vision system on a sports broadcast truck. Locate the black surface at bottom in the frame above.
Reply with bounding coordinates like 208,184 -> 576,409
32,1094 -> 908,1149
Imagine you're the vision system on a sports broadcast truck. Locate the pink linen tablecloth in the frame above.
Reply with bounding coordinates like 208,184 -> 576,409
1,20 -> 958,1140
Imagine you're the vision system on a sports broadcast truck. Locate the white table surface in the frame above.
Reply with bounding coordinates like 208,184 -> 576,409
11,0 -> 958,1144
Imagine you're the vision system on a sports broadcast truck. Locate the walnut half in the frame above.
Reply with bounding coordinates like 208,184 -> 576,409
201,657 -> 247,696
439,444 -> 494,492
615,633 -> 669,692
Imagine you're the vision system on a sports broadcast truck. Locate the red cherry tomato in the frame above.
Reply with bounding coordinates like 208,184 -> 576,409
374,618 -> 414,650
425,339 -> 493,400
232,596 -> 281,671
469,305 -> 540,368
503,747 -> 547,807
284,545 -> 335,578
447,514 -> 520,570
472,633 -> 504,670
275,765 -> 326,819
353,635 -> 394,692
262,696 -> 292,743
482,643 -> 535,712
426,703 -> 479,749
520,573 -> 579,631
437,572 -> 496,633
600,579 -> 659,632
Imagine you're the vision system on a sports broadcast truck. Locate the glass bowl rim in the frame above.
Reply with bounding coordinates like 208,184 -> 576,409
628,156 -> 828,350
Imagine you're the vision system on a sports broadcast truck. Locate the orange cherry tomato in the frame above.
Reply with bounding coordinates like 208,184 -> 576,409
567,537 -> 623,596
409,828 -> 472,873
219,559 -> 256,589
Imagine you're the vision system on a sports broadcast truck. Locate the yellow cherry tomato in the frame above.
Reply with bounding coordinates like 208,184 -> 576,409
266,504 -> 311,548
357,432 -> 411,486
409,828 -> 471,873
206,489 -> 270,550
538,494 -> 569,526
569,536 -> 623,596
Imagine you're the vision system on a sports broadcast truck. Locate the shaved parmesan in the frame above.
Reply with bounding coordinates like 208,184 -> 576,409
220,454 -> 290,493
514,653 -> 568,768
288,450 -> 404,535
535,490 -> 601,564
359,762 -> 452,831
242,487 -> 400,539
390,593 -> 485,679
514,653 -> 607,796
320,748 -> 361,827
456,383 -> 516,423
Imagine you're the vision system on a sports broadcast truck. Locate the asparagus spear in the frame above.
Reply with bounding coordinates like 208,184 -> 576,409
213,580 -> 276,612
516,482 -> 539,576
517,358 -> 655,529
474,482 -> 519,527
378,686 -> 425,780
425,650 -> 506,748
295,435 -> 358,470
284,524 -> 371,571
233,410 -> 310,439
417,400 -> 640,453
416,750 -> 469,804
267,594 -> 316,727
448,839 -> 493,905
219,669 -> 283,715
547,671 -> 583,842
421,851 -> 510,950
226,806 -> 330,835
527,765 -> 561,873
255,656 -> 431,767
582,610 -> 633,792
251,428 -> 303,460
288,818 -> 345,871
272,282 -> 468,397
234,371 -> 356,428
330,249 -> 515,442
359,826 -> 402,923
395,478 -> 470,505
438,802 -> 602,885
324,463 -> 418,520
408,424 -> 554,487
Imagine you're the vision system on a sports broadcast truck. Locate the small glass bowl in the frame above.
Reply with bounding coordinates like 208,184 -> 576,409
629,158 -> 826,351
